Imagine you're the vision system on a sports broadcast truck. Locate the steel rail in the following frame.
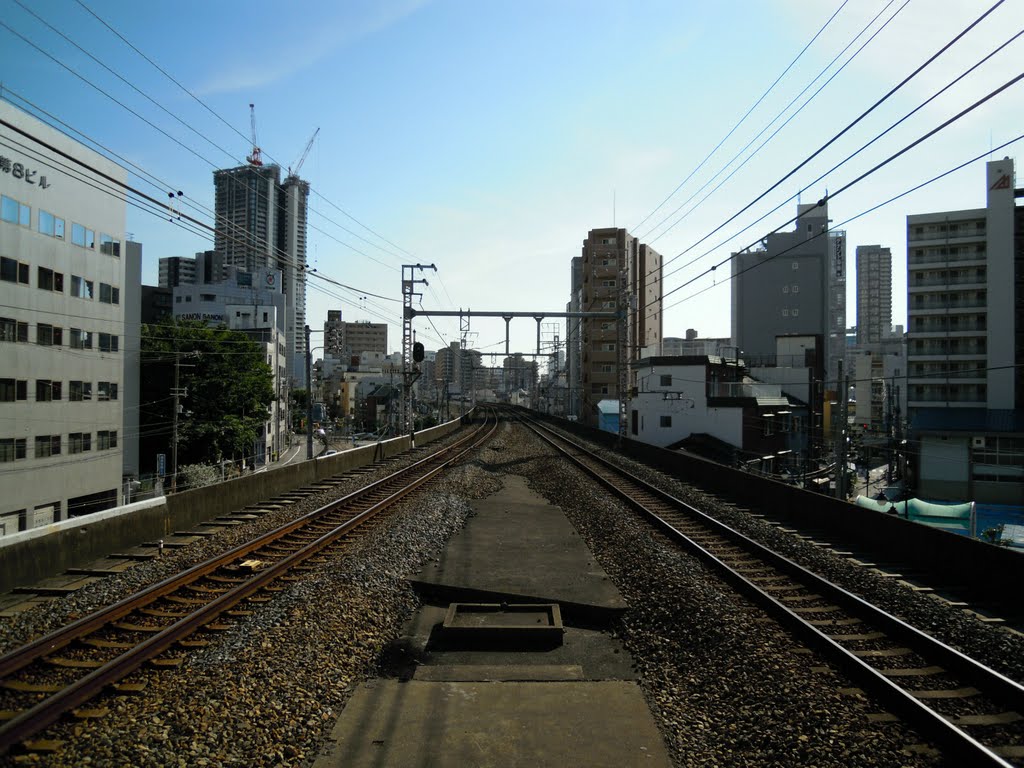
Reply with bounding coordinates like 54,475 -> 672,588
0,421 -> 483,680
0,411 -> 497,754
520,414 -> 1020,768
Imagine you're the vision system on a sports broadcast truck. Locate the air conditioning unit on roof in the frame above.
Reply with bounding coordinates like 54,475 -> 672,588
972,436 -> 985,448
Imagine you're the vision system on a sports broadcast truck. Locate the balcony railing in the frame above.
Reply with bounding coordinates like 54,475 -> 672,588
910,346 -> 987,357
908,251 -> 985,265
708,381 -> 783,399
907,227 -> 985,243
910,301 -> 986,312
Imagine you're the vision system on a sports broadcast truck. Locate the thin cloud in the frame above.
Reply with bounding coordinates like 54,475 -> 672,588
196,0 -> 428,95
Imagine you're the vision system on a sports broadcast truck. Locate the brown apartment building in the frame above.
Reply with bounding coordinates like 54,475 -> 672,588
577,227 -> 662,428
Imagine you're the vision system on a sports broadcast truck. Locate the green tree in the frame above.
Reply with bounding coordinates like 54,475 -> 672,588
140,320 -> 275,469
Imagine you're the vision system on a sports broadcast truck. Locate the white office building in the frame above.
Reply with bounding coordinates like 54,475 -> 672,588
170,258 -> 289,464
1,101 -> 140,534
906,158 -> 1023,504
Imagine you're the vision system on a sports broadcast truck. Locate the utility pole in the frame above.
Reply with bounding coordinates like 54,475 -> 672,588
805,368 -> 816,488
836,360 -> 849,500
305,324 -> 313,460
885,375 -> 894,486
170,352 -> 195,493
401,264 -> 434,431
171,359 -> 182,493
617,267 -> 629,443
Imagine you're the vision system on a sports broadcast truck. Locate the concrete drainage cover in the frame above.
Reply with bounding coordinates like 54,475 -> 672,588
441,603 -> 564,647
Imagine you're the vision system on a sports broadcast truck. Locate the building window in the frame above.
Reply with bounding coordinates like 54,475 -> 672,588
185,295 -> 192,303
38,210 -> 65,238
600,279 -> 617,287
69,432 -> 91,454
97,382 -> 118,401
35,435 -> 61,458
70,328 -> 93,349
38,267 -> 64,293
792,262 -> 799,270
0,438 -> 27,462
98,333 -> 119,353
782,285 -> 789,293
660,415 -> 672,428
200,293 -> 216,302
660,375 -> 672,387
69,381 -> 92,401
70,382 -> 92,405
792,308 -> 799,317
99,234 -> 120,257
71,276 -> 94,299
1,317 -> 29,343
1,379 -> 28,401
99,283 -> 120,304
1,257 -> 29,285
36,380 -> 61,402
782,309 -> 789,317
71,223 -> 95,248
97,430 -> 118,450
1,195 -> 31,226
792,284 -> 799,293
36,323 -> 62,346
175,295 -> 182,303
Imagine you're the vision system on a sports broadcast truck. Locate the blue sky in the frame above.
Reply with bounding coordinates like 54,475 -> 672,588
2,0 -> 1022,360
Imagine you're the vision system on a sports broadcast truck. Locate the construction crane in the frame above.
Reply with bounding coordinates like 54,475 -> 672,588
288,127 -> 319,179
246,103 -> 263,167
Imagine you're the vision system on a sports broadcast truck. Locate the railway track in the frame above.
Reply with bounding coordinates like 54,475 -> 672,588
518,413 -> 1024,767
0,410 -> 498,756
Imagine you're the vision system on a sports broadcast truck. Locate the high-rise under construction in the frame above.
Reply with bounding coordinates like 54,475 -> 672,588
213,163 -> 308,383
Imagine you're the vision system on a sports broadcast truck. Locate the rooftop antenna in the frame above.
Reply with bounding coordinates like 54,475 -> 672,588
247,103 -> 263,167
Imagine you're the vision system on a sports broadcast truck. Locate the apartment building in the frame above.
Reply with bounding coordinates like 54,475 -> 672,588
577,228 -> 662,428
856,245 -> 892,346
1,101 -> 140,533
906,157 -> 1023,504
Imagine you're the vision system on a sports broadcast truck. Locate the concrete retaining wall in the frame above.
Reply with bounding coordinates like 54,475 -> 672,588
0,420 -> 463,595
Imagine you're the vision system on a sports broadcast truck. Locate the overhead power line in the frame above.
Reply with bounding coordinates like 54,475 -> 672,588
661,131 -> 1024,313
631,0 -> 1008,299
638,0 -> 908,245
632,0 -> 851,234
655,25 -> 1024,292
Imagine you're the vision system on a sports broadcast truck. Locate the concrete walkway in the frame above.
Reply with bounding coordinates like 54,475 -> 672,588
312,475 -> 672,768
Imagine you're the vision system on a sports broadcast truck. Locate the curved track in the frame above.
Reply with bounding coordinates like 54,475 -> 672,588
0,410 -> 498,755
517,412 -> 1024,767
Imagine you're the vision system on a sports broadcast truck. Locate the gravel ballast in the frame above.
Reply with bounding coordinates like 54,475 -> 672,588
4,419 -> 1021,766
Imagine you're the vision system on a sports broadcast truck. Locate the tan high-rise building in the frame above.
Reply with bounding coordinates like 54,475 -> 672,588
324,310 -> 387,362
856,245 -> 892,345
577,228 -> 662,428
